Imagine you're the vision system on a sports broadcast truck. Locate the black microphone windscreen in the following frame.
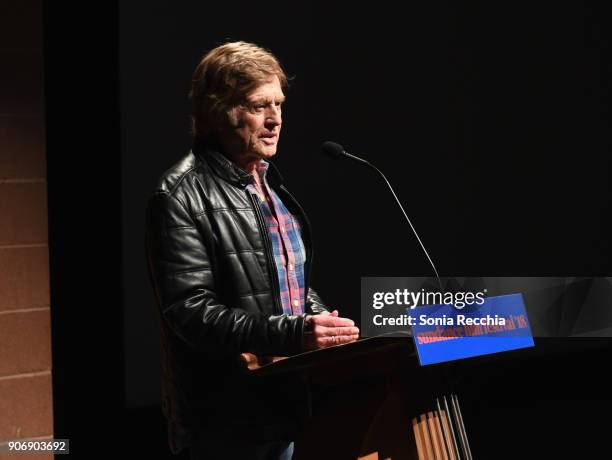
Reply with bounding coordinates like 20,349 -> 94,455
321,141 -> 346,158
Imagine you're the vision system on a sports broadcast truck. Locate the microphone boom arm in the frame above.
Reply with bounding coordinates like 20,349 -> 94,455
321,141 -> 442,289
362,158 -> 443,290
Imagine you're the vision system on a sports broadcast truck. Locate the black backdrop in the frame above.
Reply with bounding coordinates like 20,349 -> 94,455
46,1 -> 611,458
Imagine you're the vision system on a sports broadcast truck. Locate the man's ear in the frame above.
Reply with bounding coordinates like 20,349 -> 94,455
225,106 -> 241,128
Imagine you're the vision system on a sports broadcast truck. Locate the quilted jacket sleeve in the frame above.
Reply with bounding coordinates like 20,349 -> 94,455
145,191 -> 306,357
305,287 -> 329,314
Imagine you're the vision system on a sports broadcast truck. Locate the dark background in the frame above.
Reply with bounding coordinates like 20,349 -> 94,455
45,1 -> 611,458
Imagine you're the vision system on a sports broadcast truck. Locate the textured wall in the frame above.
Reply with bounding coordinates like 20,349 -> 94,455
0,1 -> 54,457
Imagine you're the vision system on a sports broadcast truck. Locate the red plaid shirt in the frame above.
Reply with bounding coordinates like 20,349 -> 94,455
246,161 -> 306,316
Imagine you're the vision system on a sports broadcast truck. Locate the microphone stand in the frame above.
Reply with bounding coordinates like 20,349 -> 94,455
339,151 -> 443,291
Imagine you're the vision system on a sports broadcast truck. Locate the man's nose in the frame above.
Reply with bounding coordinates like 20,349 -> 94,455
265,106 -> 282,126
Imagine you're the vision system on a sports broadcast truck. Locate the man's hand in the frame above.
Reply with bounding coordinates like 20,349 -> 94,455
303,310 -> 360,351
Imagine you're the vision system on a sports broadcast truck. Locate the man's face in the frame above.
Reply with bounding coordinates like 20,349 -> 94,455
217,75 -> 285,167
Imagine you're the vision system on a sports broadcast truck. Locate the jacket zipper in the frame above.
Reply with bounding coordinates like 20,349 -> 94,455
247,191 -> 283,316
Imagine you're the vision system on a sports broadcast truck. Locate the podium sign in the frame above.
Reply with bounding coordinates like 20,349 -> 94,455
409,293 -> 535,365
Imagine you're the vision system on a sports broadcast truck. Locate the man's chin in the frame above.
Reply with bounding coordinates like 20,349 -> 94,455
257,146 -> 278,159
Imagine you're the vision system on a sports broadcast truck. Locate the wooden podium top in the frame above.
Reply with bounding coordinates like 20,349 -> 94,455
240,333 -> 417,383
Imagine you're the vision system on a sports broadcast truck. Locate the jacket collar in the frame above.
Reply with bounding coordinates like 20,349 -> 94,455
192,138 -> 285,189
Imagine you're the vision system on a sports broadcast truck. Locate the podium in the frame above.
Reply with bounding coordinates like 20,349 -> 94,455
241,335 -> 472,460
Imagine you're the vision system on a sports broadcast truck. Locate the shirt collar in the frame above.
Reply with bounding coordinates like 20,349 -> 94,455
253,160 -> 270,182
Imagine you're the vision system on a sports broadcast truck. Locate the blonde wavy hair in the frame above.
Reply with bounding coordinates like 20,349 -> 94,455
190,41 -> 288,139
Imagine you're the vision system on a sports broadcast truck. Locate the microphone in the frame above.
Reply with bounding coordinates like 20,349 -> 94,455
321,141 -> 442,289
321,141 -> 370,165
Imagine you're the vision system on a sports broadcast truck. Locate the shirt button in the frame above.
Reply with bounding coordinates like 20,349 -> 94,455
293,299 -> 299,307
280,226 -> 285,232
288,264 -> 293,271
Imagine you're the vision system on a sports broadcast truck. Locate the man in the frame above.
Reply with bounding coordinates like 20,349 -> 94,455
145,41 -> 359,459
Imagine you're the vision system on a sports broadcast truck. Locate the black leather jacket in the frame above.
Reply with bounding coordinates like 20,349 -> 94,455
145,142 -> 328,452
